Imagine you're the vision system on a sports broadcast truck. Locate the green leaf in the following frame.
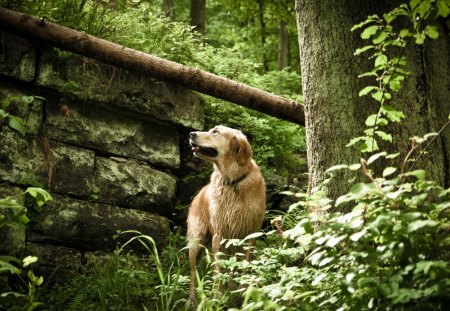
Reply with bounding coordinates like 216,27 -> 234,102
377,118 -> 388,126
1,98 -> 11,109
380,105 -> 405,122
410,0 -> 422,11
326,235 -> 346,247
389,79 -> 401,92
383,13 -> 396,24
244,232 -> 264,241
365,114 -> 378,126
8,116 -> 26,137
437,0 -> 450,17
399,29 -> 412,38
361,25 -> 380,39
416,0 -> 432,18
360,137 -> 379,153
348,163 -> 362,171
354,45 -> 374,55
402,169 -> 426,180
367,151 -> 387,165
326,164 -> 348,172
359,86 -> 377,97
407,219 -> 438,233
351,15 -> 379,31
376,131 -> 393,142
26,187 -> 53,208
424,24 -> 439,39
358,70 -> 378,78
415,32 -> 426,45
347,136 -> 365,147
0,260 -> 21,275
0,109 -> 9,121
375,54 -> 388,67
383,167 -> 397,177
21,96 -> 35,105
23,256 -> 38,268
350,229 -> 367,242
386,152 -> 400,159
372,31 -> 388,44
371,90 -> 383,102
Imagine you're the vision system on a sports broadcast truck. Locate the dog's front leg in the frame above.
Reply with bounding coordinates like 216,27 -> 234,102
212,234 -> 222,274
188,243 -> 201,304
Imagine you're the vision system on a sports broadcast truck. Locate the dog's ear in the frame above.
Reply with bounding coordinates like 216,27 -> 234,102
230,135 -> 252,165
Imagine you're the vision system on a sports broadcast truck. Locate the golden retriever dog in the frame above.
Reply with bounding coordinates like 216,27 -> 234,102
187,125 -> 266,302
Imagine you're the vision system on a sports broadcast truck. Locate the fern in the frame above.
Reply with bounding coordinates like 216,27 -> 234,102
67,293 -> 88,311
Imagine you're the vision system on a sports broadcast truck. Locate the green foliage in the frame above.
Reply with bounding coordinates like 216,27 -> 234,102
40,228 -> 190,311
349,0 -> 448,153
0,188 -> 52,311
0,95 -> 43,137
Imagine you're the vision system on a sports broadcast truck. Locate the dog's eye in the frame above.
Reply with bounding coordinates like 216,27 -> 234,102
212,129 -> 220,134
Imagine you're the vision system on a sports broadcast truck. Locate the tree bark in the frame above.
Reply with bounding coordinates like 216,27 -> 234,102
190,0 -> 206,35
0,8 -> 304,126
295,0 -> 450,202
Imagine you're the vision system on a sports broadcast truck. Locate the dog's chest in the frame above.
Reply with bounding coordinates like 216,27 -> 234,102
207,183 -> 260,238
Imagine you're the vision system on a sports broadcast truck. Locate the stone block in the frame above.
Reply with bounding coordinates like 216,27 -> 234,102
94,157 -> 176,215
28,194 -> 170,252
35,52 -> 204,129
0,33 -> 36,82
45,101 -> 180,168
26,242 -> 82,269
0,129 -> 95,197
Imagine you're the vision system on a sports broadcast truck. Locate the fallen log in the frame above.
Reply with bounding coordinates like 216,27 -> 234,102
0,8 -> 305,125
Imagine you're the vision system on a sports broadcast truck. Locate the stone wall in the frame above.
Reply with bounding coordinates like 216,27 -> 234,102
0,32 -> 204,275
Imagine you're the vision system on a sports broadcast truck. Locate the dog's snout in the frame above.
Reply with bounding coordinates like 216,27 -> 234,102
190,132 -> 197,139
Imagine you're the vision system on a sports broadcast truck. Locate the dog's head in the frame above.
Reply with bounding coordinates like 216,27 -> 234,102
189,125 -> 252,166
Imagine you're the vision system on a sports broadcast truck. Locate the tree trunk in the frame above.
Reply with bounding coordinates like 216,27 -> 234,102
190,0 -> 206,35
0,8 -> 304,125
278,19 -> 289,70
257,0 -> 269,72
295,0 -> 450,202
163,0 -> 175,21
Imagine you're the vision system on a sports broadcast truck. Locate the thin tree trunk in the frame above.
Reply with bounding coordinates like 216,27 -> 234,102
190,0 -> 206,35
0,8 -> 304,125
278,20 -> 289,70
295,0 -> 450,202
257,0 -> 269,72
163,0 -> 175,21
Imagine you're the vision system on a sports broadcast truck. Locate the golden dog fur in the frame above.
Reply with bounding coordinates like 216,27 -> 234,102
187,125 -> 266,302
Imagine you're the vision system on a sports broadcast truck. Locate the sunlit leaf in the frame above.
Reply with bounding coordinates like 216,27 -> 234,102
407,219 -> 438,233
359,86 -> 377,97
402,169 -> 426,180
383,167 -> 397,177
424,24 -> 439,39
375,55 -> 388,67
361,25 -> 380,39
350,229 -> 366,242
355,45 -> 374,55
367,152 -> 387,165
372,31 -> 388,44
376,131 -> 393,142
23,256 -> 38,268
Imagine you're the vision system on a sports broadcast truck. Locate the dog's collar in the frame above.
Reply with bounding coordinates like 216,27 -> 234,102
223,172 -> 249,191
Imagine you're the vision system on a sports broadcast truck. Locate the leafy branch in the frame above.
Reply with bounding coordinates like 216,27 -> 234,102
349,0 -> 448,153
